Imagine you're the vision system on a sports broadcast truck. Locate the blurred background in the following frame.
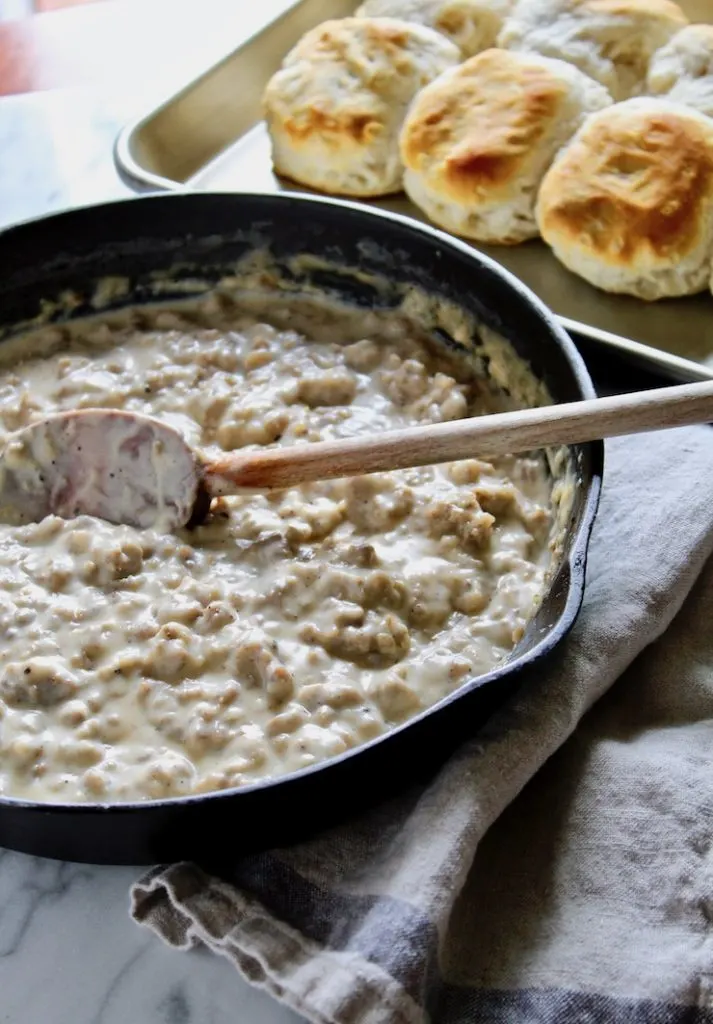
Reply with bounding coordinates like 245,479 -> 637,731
0,1 -> 99,15
0,0 -> 238,95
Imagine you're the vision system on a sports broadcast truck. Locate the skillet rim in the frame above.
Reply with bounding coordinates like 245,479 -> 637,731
0,191 -> 603,823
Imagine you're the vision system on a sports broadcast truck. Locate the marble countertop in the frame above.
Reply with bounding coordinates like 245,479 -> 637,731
0,854 -> 301,1024
0,84 -> 305,1024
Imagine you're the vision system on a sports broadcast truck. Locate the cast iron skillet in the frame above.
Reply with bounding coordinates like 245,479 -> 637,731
0,193 -> 602,865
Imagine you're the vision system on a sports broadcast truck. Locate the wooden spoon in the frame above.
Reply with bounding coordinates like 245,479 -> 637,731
1,379 -> 712,531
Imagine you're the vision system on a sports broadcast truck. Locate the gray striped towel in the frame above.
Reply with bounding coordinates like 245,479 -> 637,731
132,427 -> 713,1024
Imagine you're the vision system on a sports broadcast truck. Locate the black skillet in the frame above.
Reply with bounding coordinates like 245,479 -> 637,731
0,192 -> 602,864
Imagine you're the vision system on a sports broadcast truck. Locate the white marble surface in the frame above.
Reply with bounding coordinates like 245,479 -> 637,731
0,83 -> 305,1024
0,854 -> 304,1024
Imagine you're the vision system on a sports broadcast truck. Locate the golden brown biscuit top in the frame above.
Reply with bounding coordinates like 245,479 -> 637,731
265,18 -> 457,150
286,18 -> 443,87
400,49 -> 570,198
295,18 -> 407,62
537,105 -> 713,263
436,5 -> 471,37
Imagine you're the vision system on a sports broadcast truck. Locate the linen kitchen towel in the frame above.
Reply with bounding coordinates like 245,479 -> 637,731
132,427 -> 713,1024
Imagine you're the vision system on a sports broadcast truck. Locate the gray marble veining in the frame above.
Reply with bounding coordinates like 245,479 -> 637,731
0,851 -> 303,1023
0,86 -> 304,1024
0,89 -> 136,229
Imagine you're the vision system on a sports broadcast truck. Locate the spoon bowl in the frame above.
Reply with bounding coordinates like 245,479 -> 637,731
0,410 -> 201,531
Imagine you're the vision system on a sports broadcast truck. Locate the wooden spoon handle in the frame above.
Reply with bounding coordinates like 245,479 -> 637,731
203,380 -> 713,494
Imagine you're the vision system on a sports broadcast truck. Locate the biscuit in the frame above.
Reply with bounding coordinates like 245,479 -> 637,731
498,0 -> 688,100
535,99 -> 713,299
648,24 -> 713,119
355,0 -> 513,57
263,17 -> 460,197
399,48 -> 612,244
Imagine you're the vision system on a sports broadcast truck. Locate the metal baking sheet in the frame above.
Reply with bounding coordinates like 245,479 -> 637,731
114,0 -> 713,383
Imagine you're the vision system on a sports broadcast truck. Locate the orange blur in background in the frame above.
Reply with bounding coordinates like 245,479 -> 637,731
0,0 -> 235,96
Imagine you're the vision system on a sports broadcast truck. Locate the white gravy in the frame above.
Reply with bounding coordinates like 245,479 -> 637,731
0,294 -> 554,803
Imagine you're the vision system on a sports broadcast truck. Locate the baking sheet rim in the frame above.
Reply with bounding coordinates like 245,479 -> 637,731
111,7 -> 713,386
